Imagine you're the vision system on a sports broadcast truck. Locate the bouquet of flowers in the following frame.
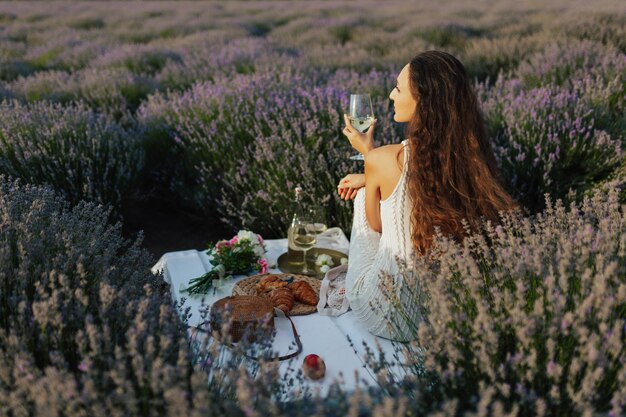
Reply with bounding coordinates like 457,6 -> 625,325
183,230 -> 269,295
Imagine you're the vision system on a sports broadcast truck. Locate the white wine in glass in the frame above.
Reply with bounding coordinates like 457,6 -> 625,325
348,115 -> 375,133
348,94 -> 374,161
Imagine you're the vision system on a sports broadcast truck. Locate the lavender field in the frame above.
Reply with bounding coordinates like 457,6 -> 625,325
0,1 -> 625,416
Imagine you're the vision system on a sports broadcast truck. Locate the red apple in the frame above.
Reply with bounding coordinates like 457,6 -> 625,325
302,354 -> 326,380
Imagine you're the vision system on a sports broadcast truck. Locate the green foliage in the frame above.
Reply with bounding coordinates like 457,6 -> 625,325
331,26 -> 353,45
68,17 -> 105,30
0,12 -> 16,22
245,21 -> 273,37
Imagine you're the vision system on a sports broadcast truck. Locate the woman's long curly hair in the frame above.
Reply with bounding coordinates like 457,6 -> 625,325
405,51 -> 519,255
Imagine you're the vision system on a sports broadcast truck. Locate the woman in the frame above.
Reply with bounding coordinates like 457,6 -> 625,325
338,51 -> 518,341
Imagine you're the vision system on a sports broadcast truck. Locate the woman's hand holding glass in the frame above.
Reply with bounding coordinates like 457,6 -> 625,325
342,113 -> 377,157
337,173 -> 365,200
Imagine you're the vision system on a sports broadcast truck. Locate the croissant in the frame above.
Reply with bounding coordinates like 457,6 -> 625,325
288,281 -> 318,305
256,275 -> 288,294
270,287 -> 294,314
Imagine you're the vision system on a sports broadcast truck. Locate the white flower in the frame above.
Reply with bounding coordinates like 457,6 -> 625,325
340,257 -> 348,265
237,230 -> 256,243
236,230 -> 265,256
253,244 -> 266,257
320,265 -> 331,273
315,254 -> 334,266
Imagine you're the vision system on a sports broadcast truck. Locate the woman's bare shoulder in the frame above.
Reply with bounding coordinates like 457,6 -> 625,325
366,143 -> 404,165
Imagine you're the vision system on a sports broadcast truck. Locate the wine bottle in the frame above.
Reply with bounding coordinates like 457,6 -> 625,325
287,186 -> 305,265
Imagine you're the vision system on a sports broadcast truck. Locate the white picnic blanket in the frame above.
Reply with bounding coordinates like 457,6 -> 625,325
151,228 -> 407,398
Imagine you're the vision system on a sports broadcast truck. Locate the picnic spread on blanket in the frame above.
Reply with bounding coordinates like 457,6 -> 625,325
151,228 -> 408,397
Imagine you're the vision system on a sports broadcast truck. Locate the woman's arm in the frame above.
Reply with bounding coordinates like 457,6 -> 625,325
364,149 -> 383,233
340,113 -> 381,219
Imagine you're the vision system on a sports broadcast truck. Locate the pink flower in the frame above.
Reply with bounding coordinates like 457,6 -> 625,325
216,238 -> 235,250
228,236 -> 238,245
258,258 -> 269,274
78,362 -> 89,372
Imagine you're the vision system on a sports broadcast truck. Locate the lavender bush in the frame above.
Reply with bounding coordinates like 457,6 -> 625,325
22,27 -> 113,72
516,40 -> 626,88
9,67 -> 160,115
0,100 -> 145,213
389,186 -> 626,416
557,13 -> 626,53
0,177 -> 224,416
0,81 -> 13,100
73,67 -> 159,115
8,70 -> 75,102
90,43 -> 183,76
461,33 -> 549,82
479,77 -> 623,212
0,39 -> 34,81
155,37 -> 299,91
0,59 -> 34,82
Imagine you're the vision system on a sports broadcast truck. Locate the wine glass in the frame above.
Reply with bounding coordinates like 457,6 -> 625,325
348,94 -> 374,161
308,204 -> 328,235
291,218 -> 317,274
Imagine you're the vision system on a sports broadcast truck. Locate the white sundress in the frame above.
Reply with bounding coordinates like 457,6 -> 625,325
345,139 -> 422,342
